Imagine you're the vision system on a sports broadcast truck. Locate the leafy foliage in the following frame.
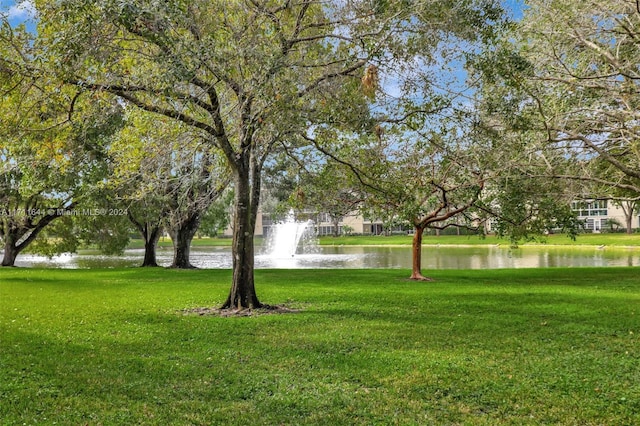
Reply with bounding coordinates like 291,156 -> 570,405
501,1 -> 640,202
0,17 -> 125,264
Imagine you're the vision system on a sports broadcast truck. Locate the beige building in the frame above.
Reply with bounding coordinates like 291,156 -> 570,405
223,199 -> 639,237
223,210 -> 393,238
571,200 -> 639,232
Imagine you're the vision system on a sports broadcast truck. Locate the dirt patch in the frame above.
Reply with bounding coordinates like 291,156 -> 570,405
182,304 -> 302,317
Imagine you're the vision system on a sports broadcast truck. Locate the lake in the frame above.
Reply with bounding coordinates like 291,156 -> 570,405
12,245 -> 640,269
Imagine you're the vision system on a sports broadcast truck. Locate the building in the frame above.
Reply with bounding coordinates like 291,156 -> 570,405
571,200 -> 639,232
223,210 -> 400,238
223,198 -> 639,238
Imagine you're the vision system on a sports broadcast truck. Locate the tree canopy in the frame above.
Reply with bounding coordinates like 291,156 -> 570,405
504,0 -> 640,201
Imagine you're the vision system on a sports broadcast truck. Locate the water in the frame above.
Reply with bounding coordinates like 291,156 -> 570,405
11,245 -> 640,269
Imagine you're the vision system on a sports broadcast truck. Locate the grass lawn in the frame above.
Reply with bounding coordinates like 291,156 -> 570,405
319,233 -> 640,247
1,267 -> 639,425
121,233 -> 640,250
126,236 -> 237,249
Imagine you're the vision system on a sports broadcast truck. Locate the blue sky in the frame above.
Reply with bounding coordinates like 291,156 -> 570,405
1,0 -> 35,21
2,0 -> 526,26
504,0 -> 526,20
1,0 -> 36,31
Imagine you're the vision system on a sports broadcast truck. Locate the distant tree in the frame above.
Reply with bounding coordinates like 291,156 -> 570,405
198,190 -> 233,238
484,172 -> 581,245
107,111 -> 172,267
75,192 -> 133,256
164,148 -> 230,269
313,123 -> 488,280
108,110 -> 231,268
126,201 -> 165,267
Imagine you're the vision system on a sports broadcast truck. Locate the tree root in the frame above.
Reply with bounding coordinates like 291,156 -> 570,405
182,304 -> 301,317
408,274 -> 435,282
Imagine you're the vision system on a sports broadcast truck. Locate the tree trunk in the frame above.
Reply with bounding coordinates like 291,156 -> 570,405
409,225 -> 431,281
1,211 -> 63,267
141,225 -> 161,267
168,214 -> 200,269
332,218 -> 340,237
2,236 -> 19,267
222,163 -> 262,309
127,211 -> 163,267
624,213 -> 633,235
620,201 -> 636,235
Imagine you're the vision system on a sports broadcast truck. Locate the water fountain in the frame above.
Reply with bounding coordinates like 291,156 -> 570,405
263,210 -> 318,258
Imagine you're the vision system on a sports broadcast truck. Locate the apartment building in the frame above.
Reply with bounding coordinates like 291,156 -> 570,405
223,199 -> 639,238
571,200 -> 639,232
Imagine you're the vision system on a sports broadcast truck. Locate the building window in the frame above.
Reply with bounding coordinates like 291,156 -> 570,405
572,200 -> 608,217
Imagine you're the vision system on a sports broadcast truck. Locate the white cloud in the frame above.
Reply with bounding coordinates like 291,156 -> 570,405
2,0 -> 37,21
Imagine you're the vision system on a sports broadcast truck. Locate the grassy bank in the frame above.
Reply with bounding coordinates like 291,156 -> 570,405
121,233 -> 640,250
1,268 -> 638,425
319,233 -> 640,247
126,236 -> 238,249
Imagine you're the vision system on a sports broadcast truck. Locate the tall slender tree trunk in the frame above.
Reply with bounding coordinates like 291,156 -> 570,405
222,160 -> 262,309
168,214 -> 200,269
332,218 -> 340,237
409,224 -> 431,281
141,225 -> 161,267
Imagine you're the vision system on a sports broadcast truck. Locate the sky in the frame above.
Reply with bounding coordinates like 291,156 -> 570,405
1,0 -> 35,22
0,0 -> 36,32
2,0 -> 526,27
504,0 -> 526,20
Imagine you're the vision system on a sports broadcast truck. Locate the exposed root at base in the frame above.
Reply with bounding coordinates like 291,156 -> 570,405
182,304 -> 301,317
408,275 -> 435,282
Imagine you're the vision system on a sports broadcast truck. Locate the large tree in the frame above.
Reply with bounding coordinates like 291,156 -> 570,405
37,0 -> 386,307
38,0 -> 507,304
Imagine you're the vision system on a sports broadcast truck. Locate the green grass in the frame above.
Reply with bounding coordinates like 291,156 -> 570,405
126,236 -> 237,249
319,233 -> 640,247
121,233 -> 640,249
1,268 -> 639,425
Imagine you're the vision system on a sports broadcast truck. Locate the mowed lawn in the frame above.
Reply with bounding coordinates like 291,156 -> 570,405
1,267 -> 639,425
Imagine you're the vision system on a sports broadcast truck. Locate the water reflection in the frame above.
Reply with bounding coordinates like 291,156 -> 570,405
11,245 -> 640,269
